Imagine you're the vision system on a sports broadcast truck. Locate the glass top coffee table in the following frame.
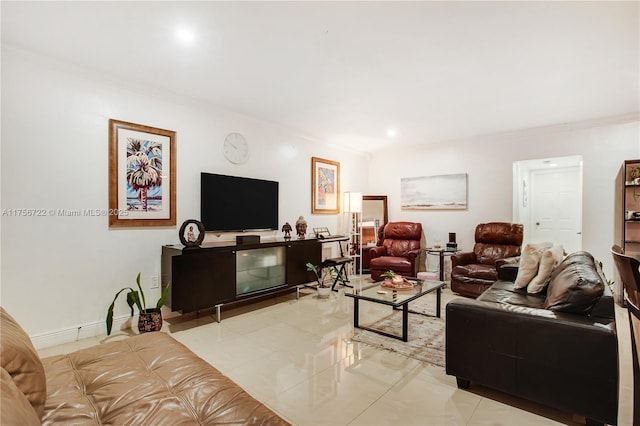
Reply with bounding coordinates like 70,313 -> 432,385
345,278 -> 445,342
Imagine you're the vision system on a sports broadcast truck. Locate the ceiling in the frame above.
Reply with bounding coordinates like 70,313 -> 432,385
2,1 -> 638,153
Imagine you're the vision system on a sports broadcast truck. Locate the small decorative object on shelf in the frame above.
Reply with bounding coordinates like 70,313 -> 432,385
380,270 -> 414,290
312,227 -> 331,239
447,232 -> 458,250
295,216 -> 307,239
178,219 -> 205,247
628,211 -> 640,221
630,167 -> 640,201
281,222 -> 292,240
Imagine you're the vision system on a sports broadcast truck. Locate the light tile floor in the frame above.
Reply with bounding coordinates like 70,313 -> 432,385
39,277 -> 633,425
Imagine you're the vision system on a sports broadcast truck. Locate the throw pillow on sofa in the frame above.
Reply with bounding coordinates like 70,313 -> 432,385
527,244 -> 564,294
544,251 -> 605,314
0,307 -> 47,419
1,368 -> 41,425
514,242 -> 553,289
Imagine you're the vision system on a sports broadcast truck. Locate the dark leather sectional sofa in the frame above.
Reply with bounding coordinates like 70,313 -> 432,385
446,251 -> 618,426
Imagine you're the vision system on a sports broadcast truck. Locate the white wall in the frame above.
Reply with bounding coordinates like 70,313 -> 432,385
2,45 -> 638,346
0,47 -> 368,345
367,118 -> 640,282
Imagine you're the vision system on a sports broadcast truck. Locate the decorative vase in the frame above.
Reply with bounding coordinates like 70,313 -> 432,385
138,308 -> 163,333
317,286 -> 331,298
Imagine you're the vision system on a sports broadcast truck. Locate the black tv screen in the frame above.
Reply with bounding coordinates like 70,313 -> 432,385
200,173 -> 279,232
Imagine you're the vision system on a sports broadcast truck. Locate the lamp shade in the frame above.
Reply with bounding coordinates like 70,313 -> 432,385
344,191 -> 362,213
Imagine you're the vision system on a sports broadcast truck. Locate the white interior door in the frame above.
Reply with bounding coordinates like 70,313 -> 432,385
530,166 -> 582,252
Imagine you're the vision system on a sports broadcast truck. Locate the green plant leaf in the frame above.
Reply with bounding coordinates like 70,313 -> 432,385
156,282 -> 171,311
106,302 -> 115,336
127,290 -> 142,313
106,287 -> 135,336
135,272 -> 147,310
305,262 -> 323,285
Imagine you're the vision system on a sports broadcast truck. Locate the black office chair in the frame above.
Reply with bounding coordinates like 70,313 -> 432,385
322,240 -> 353,292
611,244 -> 640,425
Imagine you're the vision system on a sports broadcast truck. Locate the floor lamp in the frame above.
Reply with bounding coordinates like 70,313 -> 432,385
344,191 -> 363,277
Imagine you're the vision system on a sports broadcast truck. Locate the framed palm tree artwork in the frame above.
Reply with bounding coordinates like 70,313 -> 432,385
108,119 -> 176,227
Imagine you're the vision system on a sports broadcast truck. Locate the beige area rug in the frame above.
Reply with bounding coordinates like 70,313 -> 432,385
350,296 -> 446,367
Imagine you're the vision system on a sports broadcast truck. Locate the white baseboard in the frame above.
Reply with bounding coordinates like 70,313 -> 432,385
30,315 -> 134,350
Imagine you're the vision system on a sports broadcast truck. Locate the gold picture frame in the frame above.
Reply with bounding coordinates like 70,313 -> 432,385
311,157 -> 340,214
108,119 -> 176,227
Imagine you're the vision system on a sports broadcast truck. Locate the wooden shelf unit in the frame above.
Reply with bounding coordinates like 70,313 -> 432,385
621,160 -> 640,255
614,159 -> 640,304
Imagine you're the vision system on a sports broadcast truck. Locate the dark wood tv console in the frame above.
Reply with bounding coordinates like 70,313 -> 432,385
161,238 -> 324,321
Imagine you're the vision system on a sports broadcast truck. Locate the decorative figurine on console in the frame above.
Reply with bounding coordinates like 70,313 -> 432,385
295,216 -> 307,239
179,219 -> 205,248
282,222 -> 292,240
446,232 -> 458,250
187,226 -> 197,243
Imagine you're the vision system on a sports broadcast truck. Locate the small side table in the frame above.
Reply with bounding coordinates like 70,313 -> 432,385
424,248 -> 461,281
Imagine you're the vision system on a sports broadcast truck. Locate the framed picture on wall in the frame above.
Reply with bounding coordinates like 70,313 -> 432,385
401,173 -> 468,210
108,119 -> 176,227
311,157 -> 340,214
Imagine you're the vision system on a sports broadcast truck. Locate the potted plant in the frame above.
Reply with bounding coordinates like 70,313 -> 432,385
106,272 -> 171,335
305,262 -> 334,298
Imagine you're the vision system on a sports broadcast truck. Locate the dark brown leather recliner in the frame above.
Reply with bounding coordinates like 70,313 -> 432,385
369,222 -> 423,281
450,222 -> 523,297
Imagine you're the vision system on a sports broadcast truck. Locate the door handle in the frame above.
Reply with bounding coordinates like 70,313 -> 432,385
577,232 -> 582,235
536,222 -> 540,226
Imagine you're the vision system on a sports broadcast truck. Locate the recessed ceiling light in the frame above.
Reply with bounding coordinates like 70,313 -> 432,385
176,28 -> 196,44
387,128 -> 397,137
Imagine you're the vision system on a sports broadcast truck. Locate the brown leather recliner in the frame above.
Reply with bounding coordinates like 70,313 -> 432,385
369,222 -> 423,281
450,222 -> 523,297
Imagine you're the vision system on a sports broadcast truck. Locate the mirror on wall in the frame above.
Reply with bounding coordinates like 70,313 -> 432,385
361,195 -> 388,246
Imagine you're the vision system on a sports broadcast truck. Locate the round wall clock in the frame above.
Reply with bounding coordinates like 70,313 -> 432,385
223,132 -> 249,164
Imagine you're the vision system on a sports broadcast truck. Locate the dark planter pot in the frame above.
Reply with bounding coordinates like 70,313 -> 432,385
138,308 -> 162,333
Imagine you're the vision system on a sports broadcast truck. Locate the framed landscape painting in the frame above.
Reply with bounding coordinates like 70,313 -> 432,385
311,157 -> 340,214
109,119 -> 176,227
401,173 -> 468,210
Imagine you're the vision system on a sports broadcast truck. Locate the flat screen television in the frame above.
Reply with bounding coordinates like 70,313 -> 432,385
201,172 -> 279,232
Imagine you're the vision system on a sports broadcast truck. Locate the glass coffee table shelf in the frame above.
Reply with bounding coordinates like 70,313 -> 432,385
346,278 -> 445,342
